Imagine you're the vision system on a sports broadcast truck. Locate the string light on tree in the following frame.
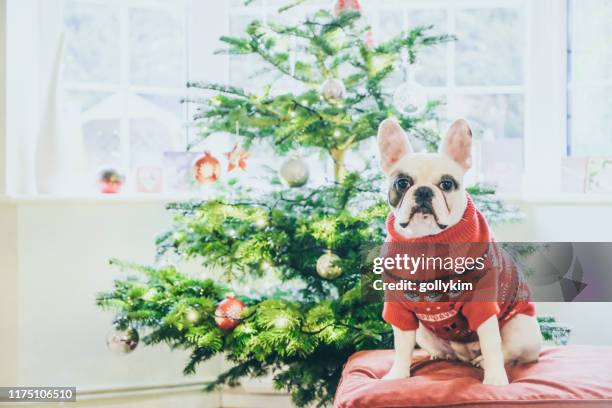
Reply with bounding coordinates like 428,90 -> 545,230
254,216 -> 268,228
273,315 -> 291,329
142,288 -> 157,301
186,308 -> 200,323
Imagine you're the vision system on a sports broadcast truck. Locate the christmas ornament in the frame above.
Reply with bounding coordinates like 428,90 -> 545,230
392,80 -> 428,117
215,293 -> 246,331
98,169 -> 124,194
279,156 -> 309,187
320,78 -> 346,102
224,144 -> 249,172
365,30 -> 375,48
316,250 -> 343,279
194,152 -> 220,184
106,328 -> 139,353
333,0 -> 362,16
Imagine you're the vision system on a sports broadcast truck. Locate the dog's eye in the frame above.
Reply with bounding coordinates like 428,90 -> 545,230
439,180 -> 454,191
395,178 -> 411,191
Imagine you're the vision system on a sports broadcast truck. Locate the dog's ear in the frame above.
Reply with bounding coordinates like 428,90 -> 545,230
440,119 -> 472,170
377,119 -> 412,173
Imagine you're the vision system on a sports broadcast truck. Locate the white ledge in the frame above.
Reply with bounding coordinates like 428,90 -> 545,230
2,193 -> 612,205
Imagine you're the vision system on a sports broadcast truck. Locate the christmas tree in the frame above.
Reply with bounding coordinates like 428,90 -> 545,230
97,1 -> 564,406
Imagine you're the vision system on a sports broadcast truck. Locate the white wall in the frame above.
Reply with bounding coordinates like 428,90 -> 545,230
495,199 -> 612,346
0,197 -> 611,407
0,200 -> 222,407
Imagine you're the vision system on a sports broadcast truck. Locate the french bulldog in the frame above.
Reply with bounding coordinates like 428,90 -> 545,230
377,118 -> 541,385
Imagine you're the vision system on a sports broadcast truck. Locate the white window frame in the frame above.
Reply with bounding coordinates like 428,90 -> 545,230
0,0 -> 585,199
61,0 -> 192,172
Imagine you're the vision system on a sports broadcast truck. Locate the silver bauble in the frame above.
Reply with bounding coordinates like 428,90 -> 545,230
316,250 -> 343,280
279,156 -> 309,187
392,80 -> 427,116
320,78 -> 346,102
106,328 -> 139,353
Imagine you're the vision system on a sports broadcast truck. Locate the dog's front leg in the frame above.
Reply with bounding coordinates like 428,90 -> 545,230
382,326 -> 416,380
476,315 -> 509,386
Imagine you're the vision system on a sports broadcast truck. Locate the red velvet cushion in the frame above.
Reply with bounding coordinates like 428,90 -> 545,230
334,347 -> 612,407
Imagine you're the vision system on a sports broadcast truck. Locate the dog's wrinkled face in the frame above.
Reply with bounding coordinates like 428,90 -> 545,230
377,118 -> 473,238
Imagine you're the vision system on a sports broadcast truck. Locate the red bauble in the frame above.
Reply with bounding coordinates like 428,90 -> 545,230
224,144 -> 249,172
194,152 -> 220,184
365,30 -> 375,48
334,0 -> 362,16
98,169 -> 124,194
215,294 -> 245,331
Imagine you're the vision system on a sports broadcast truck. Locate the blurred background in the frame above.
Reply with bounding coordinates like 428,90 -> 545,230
0,0 -> 611,407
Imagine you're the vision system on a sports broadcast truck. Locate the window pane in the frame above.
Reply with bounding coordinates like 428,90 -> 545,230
455,8 -> 524,86
407,10 -> 447,87
83,119 -> 121,168
63,2 -> 119,84
377,9 -> 404,43
570,86 -> 612,156
130,8 -> 186,87
452,94 -> 524,192
569,0 -> 612,156
570,0 -> 612,83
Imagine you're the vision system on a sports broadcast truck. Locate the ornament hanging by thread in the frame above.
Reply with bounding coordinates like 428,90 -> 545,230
320,78 -> 346,102
215,293 -> 246,331
106,327 -> 139,354
225,122 -> 249,172
333,0 -> 362,16
392,80 -> 428,117
194,152 -> 220,183
365,30 -> 375,48
225,144 -> 249,172
316,250 -> 343,280
279,156 -> 309,187
98,168 -> 124,194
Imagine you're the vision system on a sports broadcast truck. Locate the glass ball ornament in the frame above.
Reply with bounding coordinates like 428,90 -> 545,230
106,327 -> 139,354
320,78 -> 346,102
215,293 -> 246,331
316,250 -> 343,280
392,80 -> 428,117
279,156 -> 309,187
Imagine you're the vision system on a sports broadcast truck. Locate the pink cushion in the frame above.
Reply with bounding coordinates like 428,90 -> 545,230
334,346 -> 612,407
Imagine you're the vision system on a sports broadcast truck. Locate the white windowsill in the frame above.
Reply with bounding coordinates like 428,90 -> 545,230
2,192 -> 612,205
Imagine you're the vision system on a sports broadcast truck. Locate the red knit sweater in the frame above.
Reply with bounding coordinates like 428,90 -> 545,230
382,195 -> 534,343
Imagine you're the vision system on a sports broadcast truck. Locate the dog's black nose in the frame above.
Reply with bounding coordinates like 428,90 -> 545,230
414,186 -> 433,203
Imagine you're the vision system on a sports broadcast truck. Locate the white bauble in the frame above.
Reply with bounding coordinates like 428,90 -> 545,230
279,156 -> 309,187
392,80 -> 427,116
320,78 -> 346,102
106,328 -> 139,354
316,250 -> 343,280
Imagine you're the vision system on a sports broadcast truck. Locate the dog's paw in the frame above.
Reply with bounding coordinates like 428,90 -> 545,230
430,352 -> 452,361
382,366 -> 411,380
471,355 -> 484,367
483,370 -> 510,386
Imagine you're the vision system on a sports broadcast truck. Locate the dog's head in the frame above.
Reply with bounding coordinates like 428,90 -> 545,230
377,118 -> 473,238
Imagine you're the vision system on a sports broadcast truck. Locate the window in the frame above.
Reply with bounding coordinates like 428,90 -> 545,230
7,0 -> 611,196
61,0 -> 191,192
228,0 -> 527,192
567,0 -> 612,157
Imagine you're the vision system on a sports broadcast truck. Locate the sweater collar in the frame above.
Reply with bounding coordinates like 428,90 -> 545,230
385,195 -> 490,243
